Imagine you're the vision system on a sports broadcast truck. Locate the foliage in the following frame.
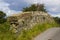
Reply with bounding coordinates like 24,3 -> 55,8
0,11 -> 60,40
22,4 -> 47,12
53,17 -> 60,24
0,22 -> 16,40
0,11 -> 15,40
0,11 -> 16,40
0,18 -> 59,40
16,22 -> 59,40
0,21 -> 59,40
0,32 -> 15,40
0,22 -> 10,32
0,11 -> 6,24
0,11 -> 6,18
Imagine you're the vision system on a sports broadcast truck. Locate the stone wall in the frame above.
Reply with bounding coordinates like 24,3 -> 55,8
8,11 -> 54,33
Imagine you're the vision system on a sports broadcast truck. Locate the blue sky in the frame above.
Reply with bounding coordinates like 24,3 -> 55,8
0,0 -> 60,17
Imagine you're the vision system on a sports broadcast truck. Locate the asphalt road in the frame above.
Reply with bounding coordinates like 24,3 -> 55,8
34,28 -> 60,40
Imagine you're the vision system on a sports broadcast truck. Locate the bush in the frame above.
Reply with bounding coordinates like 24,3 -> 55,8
0,11 -> 6,24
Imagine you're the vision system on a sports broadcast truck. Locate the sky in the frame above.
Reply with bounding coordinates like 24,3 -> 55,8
0,0 -> 60,17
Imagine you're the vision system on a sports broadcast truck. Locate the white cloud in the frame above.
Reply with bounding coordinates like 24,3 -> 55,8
24,0 -> 60,5
40,0 -> 60,5
51,8 -> 57,12
51,14 -> 60,17
0,0 -> 60,17
47,7 -> 58,12
23,0 -> 37,4
49,12 -> 60,17
0,0 -> 20,16
39,0 -> 60,17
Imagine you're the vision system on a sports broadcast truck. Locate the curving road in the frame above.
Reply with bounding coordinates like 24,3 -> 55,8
34,28 -> 60,40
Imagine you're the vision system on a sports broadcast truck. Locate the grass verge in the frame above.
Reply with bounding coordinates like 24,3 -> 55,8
16,22 -> 59,40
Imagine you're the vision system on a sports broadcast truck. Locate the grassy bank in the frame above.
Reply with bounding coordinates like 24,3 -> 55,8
0,22 -> 59,40
16,22 -> 59,40
0,22 -> 15,40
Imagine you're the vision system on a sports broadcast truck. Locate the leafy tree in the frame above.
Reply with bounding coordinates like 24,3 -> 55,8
0,11 -> 6,24
53,17 -> 60,24
22,4 -> 47,12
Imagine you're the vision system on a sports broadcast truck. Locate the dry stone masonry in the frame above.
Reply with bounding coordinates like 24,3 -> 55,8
8,11 -> 54,33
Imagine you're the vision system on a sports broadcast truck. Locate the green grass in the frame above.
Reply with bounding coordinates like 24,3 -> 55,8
0,32 -> 15,40
0,21 -> 59,40
16,22 -> 59,40
0,22 -> 16,40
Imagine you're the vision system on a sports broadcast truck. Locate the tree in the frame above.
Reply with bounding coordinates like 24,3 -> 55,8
53,17 -> 60,24
22,4 -> 47,12
0,11 -> 6,24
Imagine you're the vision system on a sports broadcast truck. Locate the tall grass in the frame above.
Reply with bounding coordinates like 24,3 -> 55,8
17,22 -> 59,40
0,21 -> 59,40
0,22 -> 16,40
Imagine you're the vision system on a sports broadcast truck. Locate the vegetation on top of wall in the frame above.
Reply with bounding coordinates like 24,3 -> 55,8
22,4 -> 47,13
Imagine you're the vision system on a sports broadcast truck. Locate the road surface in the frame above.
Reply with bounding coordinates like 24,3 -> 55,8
34,28 -> 60,40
